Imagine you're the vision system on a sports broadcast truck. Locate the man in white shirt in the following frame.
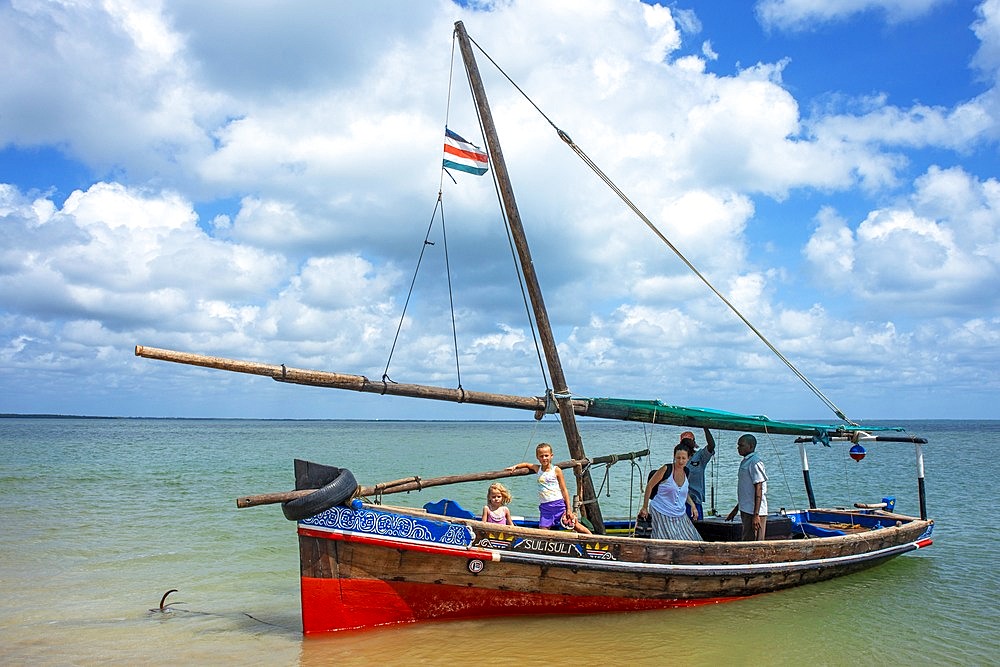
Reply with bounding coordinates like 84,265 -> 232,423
725,434 -> 768,540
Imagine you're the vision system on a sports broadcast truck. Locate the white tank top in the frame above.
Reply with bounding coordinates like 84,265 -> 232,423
537,467 -> 561,502
649,470 -> 689,517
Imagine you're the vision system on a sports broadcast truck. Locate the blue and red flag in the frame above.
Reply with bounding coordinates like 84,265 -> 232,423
443,128 -> 488,175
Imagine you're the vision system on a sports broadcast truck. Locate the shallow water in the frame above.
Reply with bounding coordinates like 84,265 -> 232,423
0,418 -> 996,665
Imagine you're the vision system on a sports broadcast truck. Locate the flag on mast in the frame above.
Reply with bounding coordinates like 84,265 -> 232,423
443,128 -> 488,175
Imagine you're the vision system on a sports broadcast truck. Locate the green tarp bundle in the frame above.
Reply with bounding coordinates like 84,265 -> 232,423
580,398 -> 905,439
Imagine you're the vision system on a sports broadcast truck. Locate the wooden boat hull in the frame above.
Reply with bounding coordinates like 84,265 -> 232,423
296,504 -> 933,633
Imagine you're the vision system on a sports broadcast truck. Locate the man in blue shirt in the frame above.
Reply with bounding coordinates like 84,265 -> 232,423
683,428 -> 716,520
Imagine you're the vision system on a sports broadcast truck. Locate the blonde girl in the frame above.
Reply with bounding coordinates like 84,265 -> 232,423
482,482 -> 514,525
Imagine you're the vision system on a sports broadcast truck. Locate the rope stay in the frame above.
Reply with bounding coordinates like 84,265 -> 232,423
388,32 -> 561,410
465,34 -> 855,426
455,31 -> 552,397
382,194 -> 462,386
761,426 -> 798,513
383,41 -> 470,389
439,196 -> 463,391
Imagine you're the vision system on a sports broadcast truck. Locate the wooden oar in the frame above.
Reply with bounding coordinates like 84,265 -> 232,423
236,449 -> 648,508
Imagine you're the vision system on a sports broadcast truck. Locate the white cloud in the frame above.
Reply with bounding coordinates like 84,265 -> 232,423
286,256 -> 401,311
0,0 -> 998,418
756,0 -> 947,31
973,0 -> 1000,76
0,0 -> 224,186
811,99 -> 995,154
804,166 -> 1000,310
0,182 -> 288,328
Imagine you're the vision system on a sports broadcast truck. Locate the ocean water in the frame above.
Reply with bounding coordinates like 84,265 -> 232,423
0,418 -> 996,666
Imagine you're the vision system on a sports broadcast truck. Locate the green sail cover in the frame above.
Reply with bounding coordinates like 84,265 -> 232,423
581,398 -> 905,439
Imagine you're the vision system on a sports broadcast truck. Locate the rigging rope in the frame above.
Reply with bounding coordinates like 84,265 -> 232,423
465,35 -> 856,426
628,456 -> 644,535
456,33 -> 551,396
382,196 -> 445,382
439,199 -> 463,390
762,427 -> 797,512
440,37 -> 457,194
707,427 -> 719,516
518,419 -> 542,466
384,41 -> 469,388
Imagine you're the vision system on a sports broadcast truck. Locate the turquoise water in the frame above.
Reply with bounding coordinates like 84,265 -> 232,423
0,418 -> 996,665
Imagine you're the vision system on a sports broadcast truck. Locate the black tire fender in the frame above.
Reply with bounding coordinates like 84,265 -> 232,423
282,468 -> 358,521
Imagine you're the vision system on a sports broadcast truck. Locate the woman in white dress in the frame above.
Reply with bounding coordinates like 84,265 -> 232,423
637,442 -> 703,541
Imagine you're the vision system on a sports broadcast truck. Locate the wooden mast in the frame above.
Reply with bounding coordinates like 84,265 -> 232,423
453,20 -> 604,533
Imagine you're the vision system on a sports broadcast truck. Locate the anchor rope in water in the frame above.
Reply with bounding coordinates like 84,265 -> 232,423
150,589 -> 282,628
465,34 -> 856,426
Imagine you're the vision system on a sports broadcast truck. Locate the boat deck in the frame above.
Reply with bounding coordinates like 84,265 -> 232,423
422,499 -> 910,542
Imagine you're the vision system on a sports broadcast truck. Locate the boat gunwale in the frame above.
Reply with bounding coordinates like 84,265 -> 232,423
304,502 -> 933,554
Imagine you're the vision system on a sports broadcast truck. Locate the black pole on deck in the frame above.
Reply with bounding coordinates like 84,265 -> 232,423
802,469 -> 818,510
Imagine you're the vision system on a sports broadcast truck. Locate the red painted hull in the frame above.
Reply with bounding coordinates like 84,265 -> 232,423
296,504 -> 933,634
301,575 -> 739,633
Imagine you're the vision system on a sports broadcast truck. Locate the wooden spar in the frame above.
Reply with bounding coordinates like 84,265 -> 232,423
453,21 -> 605,534
236,449 -> 648,508
137,345 -> 865,437
134,345 -> 558,413
136,346 -> 894,438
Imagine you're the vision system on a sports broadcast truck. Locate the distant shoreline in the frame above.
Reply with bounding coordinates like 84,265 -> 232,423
1,413 -> 994,423
0,413 -> 530,422
0,413 -> 121,420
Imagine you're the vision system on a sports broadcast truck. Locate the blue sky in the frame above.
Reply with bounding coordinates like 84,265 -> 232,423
1,0 -> 998,422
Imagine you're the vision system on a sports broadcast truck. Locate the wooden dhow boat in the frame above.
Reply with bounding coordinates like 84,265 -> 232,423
136,21 -> 933,633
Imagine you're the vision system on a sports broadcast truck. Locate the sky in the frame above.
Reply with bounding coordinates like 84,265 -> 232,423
1,0 -> 998,422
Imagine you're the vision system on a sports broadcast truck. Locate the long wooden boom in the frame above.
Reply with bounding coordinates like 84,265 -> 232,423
135,345 -> 563,415
135,345 -> 890,438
